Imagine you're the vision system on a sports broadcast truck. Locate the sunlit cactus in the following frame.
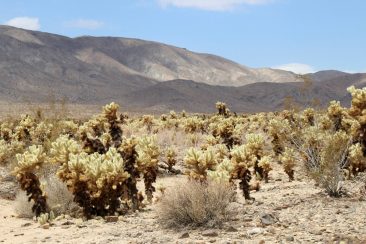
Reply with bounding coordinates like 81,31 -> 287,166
216,101 -> 230,117
57,147 -> 130,218
348,143 -> 366,176
347,86 -> 366,155
162,146 -> 178,173
136,136 -> 160,202
14,145 -> 49,216
280,147 -> 296,181
258,155 -> 273,183
119,137 -> 142,211
230,145 -> 253,200
184,147 -> 217,182
207,158 -> 233,183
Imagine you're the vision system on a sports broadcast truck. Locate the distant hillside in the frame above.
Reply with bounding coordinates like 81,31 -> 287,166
0,25 -> 365,113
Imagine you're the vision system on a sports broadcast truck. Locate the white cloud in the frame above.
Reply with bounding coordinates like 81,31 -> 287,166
5,17 -> 40,31
158,0 -> 273,11
273,63 -> 316,74
66,19 -> 104,30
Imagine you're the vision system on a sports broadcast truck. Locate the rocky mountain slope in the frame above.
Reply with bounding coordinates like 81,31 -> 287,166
0,25 -> 365,113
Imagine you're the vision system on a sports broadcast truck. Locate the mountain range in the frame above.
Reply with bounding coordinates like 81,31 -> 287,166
0,25 -> 365,113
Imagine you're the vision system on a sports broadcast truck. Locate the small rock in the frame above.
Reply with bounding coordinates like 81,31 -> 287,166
41,223 -> 50,229
260,213 -> 277,226
202,230 -> 219,237
244,217 -> 253,222
267,227 -> 276,234
209,239 -> 216,243
179,232 -> 190,239
105,216 -> 119,223
226,226 -> 238,232
286,236 -> 294,242
21,222 -> 32,227
61,221 -> 74,226
247,228 -> 264,235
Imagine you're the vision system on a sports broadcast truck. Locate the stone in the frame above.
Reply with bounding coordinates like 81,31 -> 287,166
61,221 -> 74,226
286,236 -> 294,242
226,226 -> 238,232
247,228 -> 264,235
21,222 -> 32,227
41,223 -> 50,229
202,230 -> 219,237
179,232 -> 190,239
260,213 -> 277,226
105,216 -> 119,223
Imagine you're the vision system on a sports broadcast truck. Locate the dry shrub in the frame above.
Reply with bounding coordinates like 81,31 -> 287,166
42,174 -> 78,216
157,180 -> 236,227
14,191 -> 34,218
14,174 -> 77,218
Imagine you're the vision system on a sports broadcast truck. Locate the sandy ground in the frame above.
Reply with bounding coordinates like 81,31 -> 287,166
1,164 -> 366,244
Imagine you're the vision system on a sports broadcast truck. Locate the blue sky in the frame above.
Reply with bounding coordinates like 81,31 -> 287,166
1,0 -> 365,74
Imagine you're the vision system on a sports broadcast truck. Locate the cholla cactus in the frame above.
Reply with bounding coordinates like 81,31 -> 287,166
37,211 -> 55,225
29,122 -> 53,144
347,86 -> 366,154
201,135 -> 219,150
119,137 -> 142,211
302,108 -> 315,126
245,134 -> 266,179
211,144 -> 230,162
268,119 -> 291,156
163,146 -> 177,173
13,115 -> 35,142
14,145 -> 48,216
136,136 -> 160,202
141,115 -> 154,132
214,119 -> 240,149
280,147 -> 296,181
207,158 -> 233,183
103,103 -> 123,148
184,117 -> 204,133
258,156 -> 273,183
348,143 -> 366,176
216,101 -> 230,117
57,147 -> 130,218
184,147 -> 217,181
49,135 -> 81,165
230,145 -> 253,200
327,101 -> 345,131
0,139 -> 24,165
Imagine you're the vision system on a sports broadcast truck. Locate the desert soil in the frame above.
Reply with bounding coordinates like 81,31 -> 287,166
1,164 -> 366,244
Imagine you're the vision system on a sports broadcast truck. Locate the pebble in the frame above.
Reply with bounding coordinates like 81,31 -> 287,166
247,228 -> 264,235
226,226 -> 238,232
260,213 -> 277,226
202,230 -> 219,237
41,223 -> 50,229
179,232 -> 190,239
105,216 -> 119,223
286,236 -> 294,242
21,222 -> 32,227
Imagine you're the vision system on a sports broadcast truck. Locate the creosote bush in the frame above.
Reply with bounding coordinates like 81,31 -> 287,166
157,180 -> 236,227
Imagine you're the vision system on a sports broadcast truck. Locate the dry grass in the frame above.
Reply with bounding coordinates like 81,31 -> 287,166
157,180 -> 236,228
14,174 -> 77,218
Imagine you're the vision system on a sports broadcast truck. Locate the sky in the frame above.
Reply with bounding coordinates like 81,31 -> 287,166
1,0 -> 365,74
